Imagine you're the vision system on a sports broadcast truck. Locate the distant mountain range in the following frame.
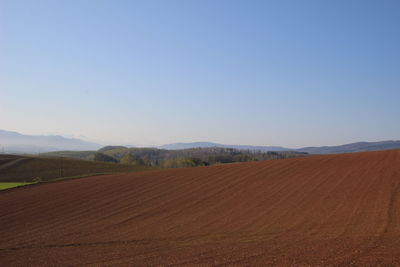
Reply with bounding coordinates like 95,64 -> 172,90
1,129 -> 400,154
0,130 -> 101,153
297,140 -> 400,154
160,141 -> 400,154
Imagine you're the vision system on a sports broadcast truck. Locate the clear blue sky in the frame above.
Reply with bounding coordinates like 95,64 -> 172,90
1,0 -> 399,147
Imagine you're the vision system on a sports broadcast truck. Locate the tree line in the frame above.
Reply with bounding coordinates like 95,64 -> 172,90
93,147 -> 308,168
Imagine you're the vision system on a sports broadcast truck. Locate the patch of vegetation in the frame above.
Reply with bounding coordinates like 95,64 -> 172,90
97,146 -> 128,153
0,182 -> 34,190
41,150 -> 96,160
162,158 -> 208,168
96,146 -> 308,168
93,152 -> 118,163
41,146 -> 308,169
120,153 -> 145,165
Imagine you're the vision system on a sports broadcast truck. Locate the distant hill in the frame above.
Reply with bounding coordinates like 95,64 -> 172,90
160,140 -> 400,154
3,129 -> 399,155
0,129 -> 101,153
297,140 -> 400,154
159,142 -> 289,151
0,154 -> 154,183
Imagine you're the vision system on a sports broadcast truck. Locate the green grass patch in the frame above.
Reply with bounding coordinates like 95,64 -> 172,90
0,182 -> 34,190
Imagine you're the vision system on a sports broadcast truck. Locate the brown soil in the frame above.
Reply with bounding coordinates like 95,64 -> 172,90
1,150 -> 400,266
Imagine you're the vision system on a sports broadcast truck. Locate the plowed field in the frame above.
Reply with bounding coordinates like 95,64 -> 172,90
1,150 -> 400,266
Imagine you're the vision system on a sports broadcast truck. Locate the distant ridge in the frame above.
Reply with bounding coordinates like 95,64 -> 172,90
297,140 -> 400,154
160,140 -> 400,154
0,129 -> 101,153
159,142 -> 289,151
1,129 -> 399,154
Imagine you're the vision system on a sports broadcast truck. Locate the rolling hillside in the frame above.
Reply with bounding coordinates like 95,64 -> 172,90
0,154 -> 154,183
1,149 -> 400,265
298,140 -> 400,154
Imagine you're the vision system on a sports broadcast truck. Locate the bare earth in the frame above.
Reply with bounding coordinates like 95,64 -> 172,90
1,150 -> 400,266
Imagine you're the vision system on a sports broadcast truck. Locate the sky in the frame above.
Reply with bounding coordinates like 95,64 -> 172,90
1,0 -> 400,147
